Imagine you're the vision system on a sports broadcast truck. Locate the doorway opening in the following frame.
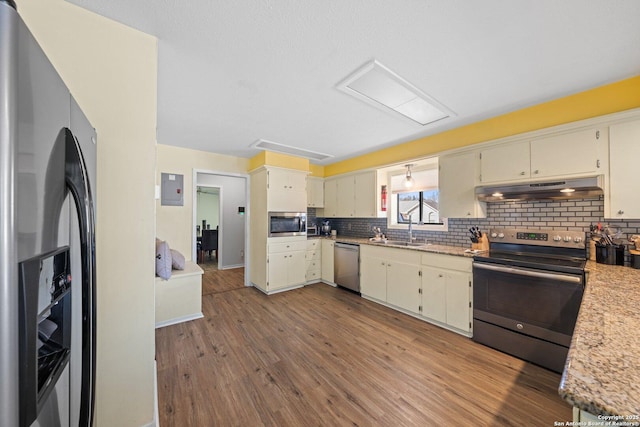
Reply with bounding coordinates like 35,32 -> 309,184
196,186 -> 220,270
193,170 -> 250,287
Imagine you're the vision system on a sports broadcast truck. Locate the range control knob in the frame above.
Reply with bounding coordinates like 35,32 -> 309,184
564,236 -> 572,242
574,236 -> 583,243
491,232 -> 498,238
553,235 -> 562,242
497,233 -> 505,238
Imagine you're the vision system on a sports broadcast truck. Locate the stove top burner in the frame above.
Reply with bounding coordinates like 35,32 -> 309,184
473,228 -> 587,275
473,251 -> 586,275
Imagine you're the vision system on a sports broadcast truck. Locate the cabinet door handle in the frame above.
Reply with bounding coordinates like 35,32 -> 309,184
438,274 -> 443,278
520,171 -> 526,175
618,210 -> 624,215
533,169 -> 539,174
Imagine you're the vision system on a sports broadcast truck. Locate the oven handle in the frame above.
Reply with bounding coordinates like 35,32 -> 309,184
473,262 -> 582,284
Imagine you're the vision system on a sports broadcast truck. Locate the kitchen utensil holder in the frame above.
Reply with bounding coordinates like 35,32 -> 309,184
630,250 -> 640,269
472,234 -> 489,252
595,244 -> 624,265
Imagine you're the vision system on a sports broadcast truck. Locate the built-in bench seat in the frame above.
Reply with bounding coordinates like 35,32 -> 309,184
155,261 -> 204,328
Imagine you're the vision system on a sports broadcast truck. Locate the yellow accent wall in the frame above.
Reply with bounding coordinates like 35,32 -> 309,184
249,151 -> 310,172
309,164 -> 325,177
20,1 -> 158,425
325,75 -> 640,177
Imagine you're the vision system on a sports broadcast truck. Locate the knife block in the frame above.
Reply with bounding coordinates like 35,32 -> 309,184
472,234 -> 489,252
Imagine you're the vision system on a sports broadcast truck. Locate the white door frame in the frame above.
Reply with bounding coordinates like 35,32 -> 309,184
192,169 -> 251,287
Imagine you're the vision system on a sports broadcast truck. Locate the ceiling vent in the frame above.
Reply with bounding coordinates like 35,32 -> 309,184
337,60 -> 455,126
250,139 -> 333,162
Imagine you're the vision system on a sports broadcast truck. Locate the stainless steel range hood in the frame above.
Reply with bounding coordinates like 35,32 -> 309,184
476,176 -> 604,202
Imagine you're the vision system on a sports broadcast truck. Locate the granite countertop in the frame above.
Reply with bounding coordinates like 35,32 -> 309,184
308,235 -> 478,258
559,261 -> 640,416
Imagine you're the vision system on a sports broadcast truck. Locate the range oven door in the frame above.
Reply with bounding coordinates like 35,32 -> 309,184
472,262 -> 584,372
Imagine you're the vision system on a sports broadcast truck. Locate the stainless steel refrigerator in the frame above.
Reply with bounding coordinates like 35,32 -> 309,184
1,1 -> 97,426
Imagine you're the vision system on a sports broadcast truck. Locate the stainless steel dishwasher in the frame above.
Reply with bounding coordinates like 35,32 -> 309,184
334,242 -> 360,292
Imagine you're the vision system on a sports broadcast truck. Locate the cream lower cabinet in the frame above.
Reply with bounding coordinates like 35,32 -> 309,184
360,245 -> 421,312
267,238 -> 307,293
385,257 -> 422,315
360,253 -> 388,301
305,239 -> 321,283
421,253 -> 472,335
321,239 -> 335,284
360,245 -> 472,336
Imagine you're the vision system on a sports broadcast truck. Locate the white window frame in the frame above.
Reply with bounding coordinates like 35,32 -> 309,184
386,165 -> 448,232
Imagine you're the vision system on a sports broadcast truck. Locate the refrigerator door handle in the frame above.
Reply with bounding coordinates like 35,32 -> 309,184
64,129 -> 96,426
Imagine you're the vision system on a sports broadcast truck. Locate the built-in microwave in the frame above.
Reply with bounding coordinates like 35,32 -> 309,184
269,212 -> 306,237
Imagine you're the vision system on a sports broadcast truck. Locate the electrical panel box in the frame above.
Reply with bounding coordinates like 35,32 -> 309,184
161,173 -> 184,206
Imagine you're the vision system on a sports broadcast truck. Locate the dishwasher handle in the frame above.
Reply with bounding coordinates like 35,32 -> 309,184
335,242 -> 359,252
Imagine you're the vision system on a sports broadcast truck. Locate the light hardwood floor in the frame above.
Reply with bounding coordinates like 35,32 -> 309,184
156,272 -> 572,426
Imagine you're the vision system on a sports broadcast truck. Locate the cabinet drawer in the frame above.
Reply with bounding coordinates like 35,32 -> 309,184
306,250 -> 320,261
306,239 -> 321,250
306,268 -> 321,281
306,259 -> 321,270
421,253 -> 472,272
269,240 -> 308,253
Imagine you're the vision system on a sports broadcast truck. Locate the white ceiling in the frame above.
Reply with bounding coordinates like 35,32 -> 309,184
65,0 -> 640,165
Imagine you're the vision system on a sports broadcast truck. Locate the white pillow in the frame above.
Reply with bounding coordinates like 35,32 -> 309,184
171,249 -> 185,270
155,240 -> 172,280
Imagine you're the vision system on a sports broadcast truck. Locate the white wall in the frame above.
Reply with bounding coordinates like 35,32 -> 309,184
19,1 -> 158,425
197,174 -> 247,269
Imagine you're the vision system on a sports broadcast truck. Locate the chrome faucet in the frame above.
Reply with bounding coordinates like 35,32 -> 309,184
408,220 -> 413,242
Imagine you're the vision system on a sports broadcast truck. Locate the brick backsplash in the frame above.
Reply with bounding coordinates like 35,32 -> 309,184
309,197 -> 640,265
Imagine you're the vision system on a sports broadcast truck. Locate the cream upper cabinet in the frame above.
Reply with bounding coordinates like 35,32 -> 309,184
354,171 -> 377,217
321,239 -> 335,283
439,151 -> 486,218
336,176 -> 356,217
480,140 -> 530,183
267,168 -> 307,212
529,127 -> 604,178
323,179 -> 338,217
307,177 -> 324,208
323,171 -> 377,218
480,127 -> 606,184
608,119 -> 640,218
